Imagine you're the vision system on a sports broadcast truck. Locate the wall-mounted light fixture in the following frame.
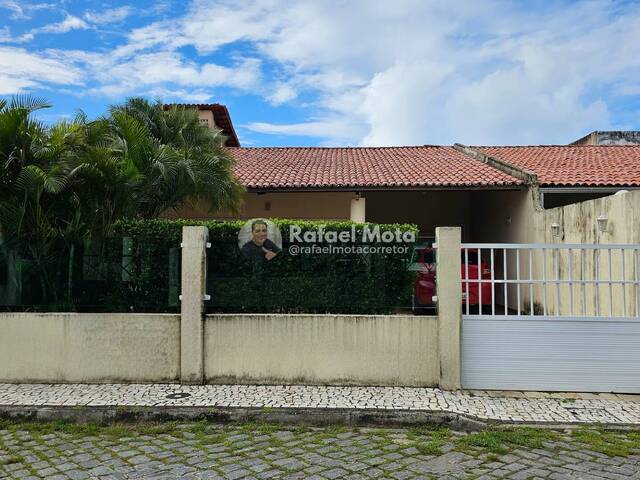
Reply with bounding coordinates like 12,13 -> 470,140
550,223 -> 561,237
597,214 -> 608,232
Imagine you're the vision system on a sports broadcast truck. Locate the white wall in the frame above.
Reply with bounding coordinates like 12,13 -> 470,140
0,313 -> 180,383
204,314 -> 439,386
471,188 -> 640,316
541,190 -> 640,316
0,312 -> 441,386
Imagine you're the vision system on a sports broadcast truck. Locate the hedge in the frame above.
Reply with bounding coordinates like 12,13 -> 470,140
112,218 -> 417,314
0,218 -> 418,314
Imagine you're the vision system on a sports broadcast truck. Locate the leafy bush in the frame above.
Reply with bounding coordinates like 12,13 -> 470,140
114,218 -> 417,314
1,218 -> 417,314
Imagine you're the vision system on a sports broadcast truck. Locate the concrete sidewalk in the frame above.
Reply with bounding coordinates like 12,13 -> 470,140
1,384 -> 640,427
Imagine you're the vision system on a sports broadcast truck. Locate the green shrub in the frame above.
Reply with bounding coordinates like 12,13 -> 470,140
1,218 -> 417,314
114,218 -> 417,314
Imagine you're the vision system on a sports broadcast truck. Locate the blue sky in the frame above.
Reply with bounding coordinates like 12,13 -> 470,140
1,0 -> 639,147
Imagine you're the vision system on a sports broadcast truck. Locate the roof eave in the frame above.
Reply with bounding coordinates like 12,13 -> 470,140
245,184 -> 525,193
213,104 -> 241,147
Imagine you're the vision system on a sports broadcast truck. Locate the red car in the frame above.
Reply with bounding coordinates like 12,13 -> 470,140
411,246 -> 492,314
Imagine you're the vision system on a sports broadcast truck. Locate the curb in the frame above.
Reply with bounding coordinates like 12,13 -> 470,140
0,406 -> 487,431
1,406 -> 638,431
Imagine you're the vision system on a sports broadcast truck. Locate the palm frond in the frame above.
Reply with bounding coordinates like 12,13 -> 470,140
9,95 -> 51,113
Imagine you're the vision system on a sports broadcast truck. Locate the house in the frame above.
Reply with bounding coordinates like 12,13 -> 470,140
571,130 -> 640,145
163,103 -> 240,147
166,103 -> 640,245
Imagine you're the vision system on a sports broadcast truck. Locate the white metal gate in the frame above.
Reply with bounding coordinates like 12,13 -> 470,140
460,243 -> 640,393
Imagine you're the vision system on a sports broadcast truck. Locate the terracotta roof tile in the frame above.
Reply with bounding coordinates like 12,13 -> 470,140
477,145 -> 640,187
228,146 -> 522,189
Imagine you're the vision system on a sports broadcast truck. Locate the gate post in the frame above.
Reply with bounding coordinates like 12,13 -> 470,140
180,226 -> 209,384
435,227 -> 462,390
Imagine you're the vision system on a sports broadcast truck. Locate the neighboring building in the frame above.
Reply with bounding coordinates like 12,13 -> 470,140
571,131 -> 640,145
163,103 -> 240,147
472,145 -> 640,208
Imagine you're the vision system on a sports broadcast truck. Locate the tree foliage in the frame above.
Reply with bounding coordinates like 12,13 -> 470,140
0,96 -> 244,306
0,96 -> 243,239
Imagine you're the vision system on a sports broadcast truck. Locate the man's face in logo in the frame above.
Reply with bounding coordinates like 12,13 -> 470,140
252,222 -> 268,246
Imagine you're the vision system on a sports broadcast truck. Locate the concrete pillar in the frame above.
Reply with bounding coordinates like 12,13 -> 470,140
180,226 -> 209,384
350,195 -> 366,223
435,226 -> 462,390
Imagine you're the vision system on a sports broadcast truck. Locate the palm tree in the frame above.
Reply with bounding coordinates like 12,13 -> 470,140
0,96 -> 53,238
0,97 -> 75,304
0,96 -> 245,309
108,98 -> 244,218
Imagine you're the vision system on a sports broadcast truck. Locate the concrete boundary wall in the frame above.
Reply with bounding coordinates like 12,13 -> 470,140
0,227 -> 457,388
0,312 -> 441,386
0,313 -> 180,383
204,314 -> 439,386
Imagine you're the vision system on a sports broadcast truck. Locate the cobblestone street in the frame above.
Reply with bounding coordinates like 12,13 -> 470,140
2,421 -> 640,479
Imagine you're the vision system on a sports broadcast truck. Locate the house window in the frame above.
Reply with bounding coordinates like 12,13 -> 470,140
199,118 -> 210,126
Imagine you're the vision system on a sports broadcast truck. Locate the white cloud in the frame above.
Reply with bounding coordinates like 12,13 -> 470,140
0,46 -> 83,94
0,27 -> 11,42
0,1 -> 55,19
13,14 -> 90,43
4,0 -> 640,146
84,7 -> 133,25
0,0 -> 26,19
357,61 -> 454,146
38,14 -> 89,33
245,118 -> 364,144
85,52 -> 261,97
146,87 -> 212,103
159,0 -> 640,145
0,24 -> 33,44
267,83 -> 297,105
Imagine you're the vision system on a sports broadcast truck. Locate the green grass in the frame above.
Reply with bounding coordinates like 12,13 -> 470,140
572,428 -> 640,457
456,427 -> 557,455
323,424 -> 349,435
238,422 -> 283,435
409,426 -> 451,456
0,455 -> 24,466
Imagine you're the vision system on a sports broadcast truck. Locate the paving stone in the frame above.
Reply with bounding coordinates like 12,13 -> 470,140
323,467 -> 349,479
1,420 -> 640,479
421,451 -> 470,473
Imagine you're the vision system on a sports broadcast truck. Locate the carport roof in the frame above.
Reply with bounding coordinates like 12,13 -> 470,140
228,146 -> 523,190
476,145 -> 640,187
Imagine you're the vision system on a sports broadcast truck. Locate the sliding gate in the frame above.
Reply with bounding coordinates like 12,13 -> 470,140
461,243 -> 640,393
